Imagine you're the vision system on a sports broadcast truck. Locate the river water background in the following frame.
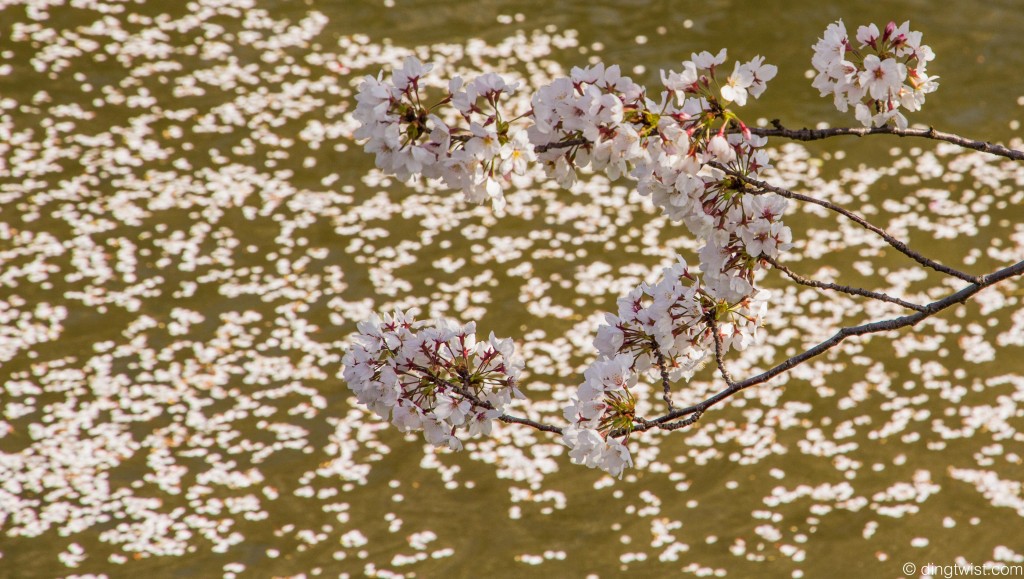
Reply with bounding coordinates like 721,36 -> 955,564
1,0 -> 1024,577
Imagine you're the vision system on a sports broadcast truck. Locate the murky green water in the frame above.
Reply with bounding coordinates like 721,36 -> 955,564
1,1 -> 1023,577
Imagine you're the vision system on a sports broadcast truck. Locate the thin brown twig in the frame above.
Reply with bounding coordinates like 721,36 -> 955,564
705,314 -> 736,387
651,342 -> 676,411
764,256 -> 927,312
499,413 -> 564,434
533,138 -> 990,285
710,162 -> 980,284
751,121 -> 1024,162
535,123 -> 1024,161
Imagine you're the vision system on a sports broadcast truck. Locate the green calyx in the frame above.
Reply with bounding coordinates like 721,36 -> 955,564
599,389 -> 637,434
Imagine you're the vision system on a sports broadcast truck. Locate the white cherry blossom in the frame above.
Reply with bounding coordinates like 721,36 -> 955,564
811,20 -> 938,128
342,309 -> 524,450
720,62 -> 754,106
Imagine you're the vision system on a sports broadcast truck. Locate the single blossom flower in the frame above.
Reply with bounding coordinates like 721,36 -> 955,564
720,62 -> 754,106
859,55 -> 905,101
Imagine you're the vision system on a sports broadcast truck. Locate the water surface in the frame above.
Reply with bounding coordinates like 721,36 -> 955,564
1,1 -> 1023,577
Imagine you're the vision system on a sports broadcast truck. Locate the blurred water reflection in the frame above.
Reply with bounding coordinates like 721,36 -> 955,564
0,1 -> 1023,577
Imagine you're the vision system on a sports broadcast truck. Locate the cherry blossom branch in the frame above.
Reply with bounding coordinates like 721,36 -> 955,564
496,256 -> 1022,438
624,258 -> 1024,435
499,413 -> 564,434
487,257 -> 1024,440
763,256 -> 927,312
710,162 -> 981,284
750,120 -> 1024,162
535,123 -> 1024,162
352,32 -> 1017,476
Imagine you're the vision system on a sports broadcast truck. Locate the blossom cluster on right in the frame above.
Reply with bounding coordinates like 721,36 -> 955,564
561,257 -> 770,477
811,20 -> 938,129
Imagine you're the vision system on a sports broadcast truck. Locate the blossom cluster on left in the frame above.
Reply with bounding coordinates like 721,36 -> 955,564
353,57 -> 534,210
342,310 -> 525,450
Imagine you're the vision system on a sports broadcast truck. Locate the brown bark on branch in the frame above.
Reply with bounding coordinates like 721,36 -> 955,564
751,121 -> 1024,161
535,137 -> 589,153
764,256 -> 927,312
499,413 -> 564,434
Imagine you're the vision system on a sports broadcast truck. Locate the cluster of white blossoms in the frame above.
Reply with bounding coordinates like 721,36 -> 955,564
811,20 -> 938,129
594,257 -> 770,379
353,56 -> 534,210
527,52 -> 775,191
341,310 -> 525,450
349,50 -> 791,477
347,23 -> 941,477
354,52 -> 790,291
524,52 -> 790,306
561,354 -> 637,478
561,257 -> 770,476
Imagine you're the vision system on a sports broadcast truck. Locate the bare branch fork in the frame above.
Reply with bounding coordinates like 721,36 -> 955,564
709,162 -> 981,284
705,314 -> 736,388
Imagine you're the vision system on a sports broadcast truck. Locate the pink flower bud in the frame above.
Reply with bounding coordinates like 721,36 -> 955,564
883,21 -> 897,42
